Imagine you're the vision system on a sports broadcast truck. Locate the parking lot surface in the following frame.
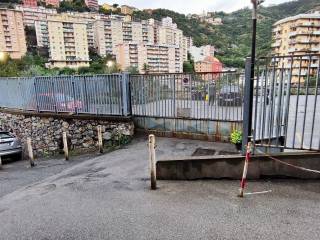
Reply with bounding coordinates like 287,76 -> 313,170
0,136 -> 320,240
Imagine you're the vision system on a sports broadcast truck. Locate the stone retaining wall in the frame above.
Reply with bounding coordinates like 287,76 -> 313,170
0,110 -> 134,157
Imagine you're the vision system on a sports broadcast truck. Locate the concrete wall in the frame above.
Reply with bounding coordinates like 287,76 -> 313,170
157,152 -> 320,180
133,116 -> 242,142
0,109 -> 134,157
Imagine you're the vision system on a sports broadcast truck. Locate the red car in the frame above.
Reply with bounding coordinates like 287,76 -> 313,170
29,93 -> 83,112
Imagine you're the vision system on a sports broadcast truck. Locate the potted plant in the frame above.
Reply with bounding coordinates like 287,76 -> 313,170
230,130 -> 242,151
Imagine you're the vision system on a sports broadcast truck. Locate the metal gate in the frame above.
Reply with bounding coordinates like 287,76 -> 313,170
130,72 -> 244,140
247,54 -> 320,152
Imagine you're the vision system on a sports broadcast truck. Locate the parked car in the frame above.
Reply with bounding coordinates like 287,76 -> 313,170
191,86 -> 207,100
29,93 -> 83,112
218,85 -> 242,106
0,131 -> 22,160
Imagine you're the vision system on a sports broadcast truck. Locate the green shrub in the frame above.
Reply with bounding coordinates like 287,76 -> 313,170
230,130 -> 242,145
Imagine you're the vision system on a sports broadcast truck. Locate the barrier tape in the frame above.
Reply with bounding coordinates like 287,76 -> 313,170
255,148 -> 320,174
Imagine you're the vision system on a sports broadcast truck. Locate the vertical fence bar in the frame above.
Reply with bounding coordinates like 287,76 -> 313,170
311,58 -> 320,149
121,73 -> 129,116
283,56 -> 293,148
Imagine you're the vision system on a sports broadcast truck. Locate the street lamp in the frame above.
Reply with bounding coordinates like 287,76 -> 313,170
247,0 -> 265,142
106,60 -> 114,73
0,52 -> 8,63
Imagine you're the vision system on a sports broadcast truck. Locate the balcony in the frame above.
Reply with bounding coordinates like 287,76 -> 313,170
271,41 -> 281,47
310,47 -> 320,52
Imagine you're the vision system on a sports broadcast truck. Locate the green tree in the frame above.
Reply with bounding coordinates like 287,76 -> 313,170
183,61 -> 194,73
126,66 -> 139,74
142,63 -> 149,74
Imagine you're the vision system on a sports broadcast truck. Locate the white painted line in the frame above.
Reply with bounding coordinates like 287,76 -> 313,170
244,190 -> 272,196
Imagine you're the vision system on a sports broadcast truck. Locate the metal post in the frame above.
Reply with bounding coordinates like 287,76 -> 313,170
121,73 -> 129,116
242,58 -> 253,154
97,125 -> 103,153
0,155 -> 2,169
242,0 -> 263,154
63,132 -> 69,161
27,137 -> 35,167
238,142 -> 252,198
148,134 -> 157,190
248,1 -> 258,142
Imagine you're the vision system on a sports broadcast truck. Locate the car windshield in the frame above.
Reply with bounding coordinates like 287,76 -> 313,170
54,94 -> 74,102
0,132 -> 12,139
220,85 -> 240,93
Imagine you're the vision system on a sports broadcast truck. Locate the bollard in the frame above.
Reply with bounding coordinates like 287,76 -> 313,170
63,132 -> 69,161
97,125 -> 103,153
148,134 -> 157,190
27,137 -> 35,167
238,142 -> 252,198
0,155 -> 2,169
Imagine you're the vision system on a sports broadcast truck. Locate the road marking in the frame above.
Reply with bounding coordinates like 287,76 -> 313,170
244,190 -> 272,196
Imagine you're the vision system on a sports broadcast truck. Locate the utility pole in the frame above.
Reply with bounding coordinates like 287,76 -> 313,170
247,0 -> 264,141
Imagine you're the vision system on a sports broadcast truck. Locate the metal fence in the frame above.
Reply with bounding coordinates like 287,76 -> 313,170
0,74 -> 130,116
130,72 -> 244,121
248,54 -> 320,151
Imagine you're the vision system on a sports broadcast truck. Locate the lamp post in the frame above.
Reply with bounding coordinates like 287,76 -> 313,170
107,60 -> 114,74
247,0 -> 264,141
0,52 -> 8,63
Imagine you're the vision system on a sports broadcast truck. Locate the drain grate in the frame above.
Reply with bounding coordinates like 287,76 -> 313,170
192,148 -> 216,156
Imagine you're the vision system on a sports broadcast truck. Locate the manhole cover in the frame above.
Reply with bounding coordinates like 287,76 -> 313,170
192,148 -> 216,156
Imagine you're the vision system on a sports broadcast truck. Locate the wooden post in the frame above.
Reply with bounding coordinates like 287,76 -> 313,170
27,137 -> 35,167
148,134 -> 157,190
97,125 -> 103,153
63,132 -> 69,161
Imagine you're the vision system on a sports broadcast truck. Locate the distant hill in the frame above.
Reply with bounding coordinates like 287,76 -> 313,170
133,0 -> 320,67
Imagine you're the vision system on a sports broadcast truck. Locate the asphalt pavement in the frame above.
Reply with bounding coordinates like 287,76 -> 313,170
0,136 -> 320,240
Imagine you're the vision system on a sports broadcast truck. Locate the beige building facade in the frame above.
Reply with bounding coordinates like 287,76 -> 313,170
0,9 -> 27,59
47,14 -> 90,68
15,5 -> 57,27
115,43 -> 183,73
272,12 -> 320,82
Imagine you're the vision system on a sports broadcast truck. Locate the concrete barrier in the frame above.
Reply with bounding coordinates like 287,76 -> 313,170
156,152 -> 320,180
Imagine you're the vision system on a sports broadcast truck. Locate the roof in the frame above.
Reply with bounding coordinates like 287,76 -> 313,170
203,56 -> 221,63
274,12 -> 320,26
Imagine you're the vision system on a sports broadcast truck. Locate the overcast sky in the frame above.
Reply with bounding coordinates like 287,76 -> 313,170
99,0 -> 293,14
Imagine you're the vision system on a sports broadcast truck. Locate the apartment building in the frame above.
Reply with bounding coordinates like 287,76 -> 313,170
115,43 -> 183,73
101,3 -> 114,11
120,5 -> 137,15
190,45 -> 215,61
85,0 -> 99,11
154,17 -> 188,62
45,0 -> 60,8
35,20 -> 49,47
194,56 -> 222,73
272,11 -> 320,82
46,14 -> 90,68
15,5 -> 57,27
23,0 -> 37,7
94,17 -> 154,56
0,9 -> 27,59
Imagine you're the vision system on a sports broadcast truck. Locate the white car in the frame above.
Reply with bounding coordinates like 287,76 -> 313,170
0,131 -> 22,160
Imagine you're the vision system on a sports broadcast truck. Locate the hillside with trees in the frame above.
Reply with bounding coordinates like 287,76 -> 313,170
133,0 -> 320,68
